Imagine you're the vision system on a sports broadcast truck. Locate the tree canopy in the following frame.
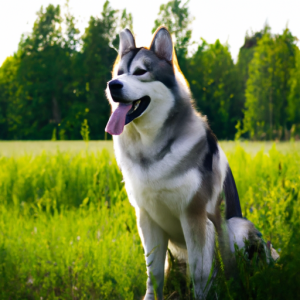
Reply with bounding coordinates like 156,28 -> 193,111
243,29 -> 297,140
0,0 -> 299,140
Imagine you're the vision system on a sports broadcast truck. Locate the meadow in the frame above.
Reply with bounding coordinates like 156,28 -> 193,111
0,141 -> 300,299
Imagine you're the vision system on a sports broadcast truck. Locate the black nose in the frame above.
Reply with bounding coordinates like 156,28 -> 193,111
109,80 -> 123,91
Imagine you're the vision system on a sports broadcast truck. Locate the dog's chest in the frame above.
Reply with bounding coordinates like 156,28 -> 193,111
121,159 -> 200,241
121,157 -> 201,218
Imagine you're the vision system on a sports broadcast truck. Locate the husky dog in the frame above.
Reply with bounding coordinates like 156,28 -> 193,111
105,27 -> 262,299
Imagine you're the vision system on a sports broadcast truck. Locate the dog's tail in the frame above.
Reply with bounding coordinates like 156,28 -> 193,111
223,166 -> 277,260
223,166 -> 242,220
223,166 -> 255,252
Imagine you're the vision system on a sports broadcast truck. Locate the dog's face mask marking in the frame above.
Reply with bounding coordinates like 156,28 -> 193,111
105,27 -> 176,135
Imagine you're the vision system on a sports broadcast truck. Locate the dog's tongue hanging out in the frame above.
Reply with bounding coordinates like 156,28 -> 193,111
105,103 -> 132,135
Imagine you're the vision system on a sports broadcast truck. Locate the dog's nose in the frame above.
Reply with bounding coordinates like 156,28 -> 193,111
109,80 -> 123,91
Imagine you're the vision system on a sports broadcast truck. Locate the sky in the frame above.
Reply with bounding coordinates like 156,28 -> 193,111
1,0 -> 300,66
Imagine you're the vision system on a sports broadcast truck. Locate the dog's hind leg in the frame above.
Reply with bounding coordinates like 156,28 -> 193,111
136,208 -> 168,300
180,213 -> 215,300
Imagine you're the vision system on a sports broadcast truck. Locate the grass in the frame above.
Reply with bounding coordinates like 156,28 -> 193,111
0,200 -> 146,300
0,141 -> 114,157
0,150 -> 146,299
1,140 -> 300,156
0,142 -> 300,299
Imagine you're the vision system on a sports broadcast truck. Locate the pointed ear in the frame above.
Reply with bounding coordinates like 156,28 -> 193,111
119,29 -> 136,57
150,27 -> 173,62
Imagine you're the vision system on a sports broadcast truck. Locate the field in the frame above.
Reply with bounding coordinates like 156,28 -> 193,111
1,140 -> 300,156
0,141 -> 300,299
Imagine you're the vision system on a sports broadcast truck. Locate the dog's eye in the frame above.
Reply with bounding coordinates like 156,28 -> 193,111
133,69 -> 147,76
118,70 -> 124,76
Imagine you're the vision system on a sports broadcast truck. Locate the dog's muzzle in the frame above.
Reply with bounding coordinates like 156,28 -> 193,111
106,79 -> 151,136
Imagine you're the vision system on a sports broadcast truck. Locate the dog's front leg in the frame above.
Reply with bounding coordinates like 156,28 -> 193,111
180,212 -> 215,299
136,208 -> 168,300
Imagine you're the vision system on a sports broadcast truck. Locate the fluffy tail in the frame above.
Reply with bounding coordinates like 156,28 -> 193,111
223,166 -> 279,261
223,166 -> 242,220
223,166 -> 254,252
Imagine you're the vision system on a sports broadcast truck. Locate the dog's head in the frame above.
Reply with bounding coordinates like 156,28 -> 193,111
105,27 -> 189,136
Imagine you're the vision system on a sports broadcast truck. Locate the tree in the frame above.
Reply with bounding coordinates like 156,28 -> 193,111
80,1 -> 133,140
56,1 -> 86,140
243,29 -> 297,140
0,56 -> 20,139
288,46 -> 300,138
236,29 -> 266,92
186,39 -> 240,139
235,29 -> 266,138
0,1 -> 133,140
12,4 -> 68,139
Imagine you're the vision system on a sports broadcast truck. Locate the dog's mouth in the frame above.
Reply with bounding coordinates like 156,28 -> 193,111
105,96 -> 151,136
125,96 -> 151,125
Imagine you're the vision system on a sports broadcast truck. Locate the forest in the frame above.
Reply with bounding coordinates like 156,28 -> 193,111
0,0 -> 300,141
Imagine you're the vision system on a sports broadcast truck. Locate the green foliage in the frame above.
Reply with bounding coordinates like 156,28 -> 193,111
288,47 -> 300,138
234,29 -> 266,140
0,1 -> 132,141
236,28 -> 266,91
15,4 -> 65,139
79,2 -> 118,140
0,56 -> 20,140
80,119 -> 90,143
0,191 -> 145,299
243,29 -> 298,140
0,150 -> 123,208
186,39 -> 241,139
0,1 -> 300,141
0,144 -> 300,298
51,128 -> 57,141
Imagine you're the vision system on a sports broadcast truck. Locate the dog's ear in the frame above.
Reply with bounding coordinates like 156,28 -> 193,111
119,29 -> 136,57
150,27 -> 173,62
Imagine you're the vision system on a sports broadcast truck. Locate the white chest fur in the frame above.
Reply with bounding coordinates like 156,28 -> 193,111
125,165 -> 200,214
114,133 -> 204,241
125,159 -> 201,243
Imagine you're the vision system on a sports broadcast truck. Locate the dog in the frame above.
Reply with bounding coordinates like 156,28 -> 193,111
105,26 -> 267,299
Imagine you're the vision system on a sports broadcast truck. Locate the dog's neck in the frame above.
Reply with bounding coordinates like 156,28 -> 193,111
123,112 -> 170,147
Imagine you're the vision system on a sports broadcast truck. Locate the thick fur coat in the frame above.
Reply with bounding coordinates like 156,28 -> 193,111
105,27 -> 262,300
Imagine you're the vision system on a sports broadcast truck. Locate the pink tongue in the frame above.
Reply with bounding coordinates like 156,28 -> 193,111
105,103 -> 133,135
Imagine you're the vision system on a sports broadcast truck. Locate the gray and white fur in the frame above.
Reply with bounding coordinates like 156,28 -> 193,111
105,27 -> 261,300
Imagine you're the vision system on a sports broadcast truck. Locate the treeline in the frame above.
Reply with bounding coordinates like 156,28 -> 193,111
0,0 -> 300,140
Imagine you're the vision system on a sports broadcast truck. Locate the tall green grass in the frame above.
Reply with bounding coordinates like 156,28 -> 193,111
0,150 -> 146,299
0,145 -> 300,299
0,150 -> 122,208
0,201 -> 145,299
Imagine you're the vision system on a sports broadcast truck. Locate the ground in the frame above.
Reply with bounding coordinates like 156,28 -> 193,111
0,141 -> 299,299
